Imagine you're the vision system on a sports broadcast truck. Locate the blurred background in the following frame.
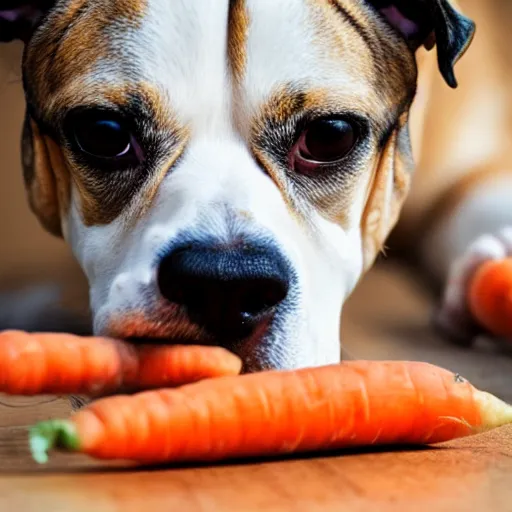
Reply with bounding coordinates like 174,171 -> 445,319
0,42 -> 88,332
0,43 -> 69,283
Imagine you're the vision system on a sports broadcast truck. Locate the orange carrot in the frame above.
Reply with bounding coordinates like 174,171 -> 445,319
0,330 -> 242,396
467,258 -> 512,338
29,360 -> 512,465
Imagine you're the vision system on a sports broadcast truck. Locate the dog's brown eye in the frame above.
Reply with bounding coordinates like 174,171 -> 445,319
292,119 -> 358,175
73,118 -> 132,159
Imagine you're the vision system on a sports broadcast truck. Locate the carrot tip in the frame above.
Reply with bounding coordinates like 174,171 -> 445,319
29,420 -> 79,464
475,390 -> 512,432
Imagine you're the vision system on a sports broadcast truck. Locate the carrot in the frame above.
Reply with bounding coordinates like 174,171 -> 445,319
29,360 -> 512,465
0,330 -> 242,396
467,258 -> 512,338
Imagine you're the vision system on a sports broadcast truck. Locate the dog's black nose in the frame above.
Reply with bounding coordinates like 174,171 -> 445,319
157,243 -> 290,340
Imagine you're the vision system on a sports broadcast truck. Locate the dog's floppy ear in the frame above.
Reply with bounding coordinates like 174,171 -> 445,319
22,113 -> 67,238
369,0 -> 476,88
0,1 -> 55,43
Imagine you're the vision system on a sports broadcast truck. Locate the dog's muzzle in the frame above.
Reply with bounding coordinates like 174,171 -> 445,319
157,241 -> 291,342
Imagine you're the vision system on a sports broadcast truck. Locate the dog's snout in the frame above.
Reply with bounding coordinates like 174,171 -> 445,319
157,243 -> 290,340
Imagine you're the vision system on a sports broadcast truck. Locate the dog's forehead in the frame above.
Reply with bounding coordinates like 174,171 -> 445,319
25,0 -> 415,120
239,0 -> 415,122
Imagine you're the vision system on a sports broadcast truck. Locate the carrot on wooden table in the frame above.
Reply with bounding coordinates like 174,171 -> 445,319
30,360 -> 512,465
0,330 -> 242,396
467,258 -> 512,338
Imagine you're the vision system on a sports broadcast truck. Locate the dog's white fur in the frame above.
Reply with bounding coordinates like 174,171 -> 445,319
422,179 -> 512,282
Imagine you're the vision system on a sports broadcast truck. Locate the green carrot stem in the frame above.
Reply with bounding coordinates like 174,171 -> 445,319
29,420 -> 80,464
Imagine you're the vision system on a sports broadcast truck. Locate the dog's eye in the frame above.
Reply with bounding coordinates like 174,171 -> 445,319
292,118 -> 358,175
74,118 -> 131,158
66,110 -> 142,168
75,120 -> 130,158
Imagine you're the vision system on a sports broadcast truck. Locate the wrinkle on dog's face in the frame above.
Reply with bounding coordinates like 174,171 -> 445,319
23,0 -> 418,369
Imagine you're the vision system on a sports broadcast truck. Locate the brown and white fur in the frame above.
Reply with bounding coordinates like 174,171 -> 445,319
0,0 -> 507,371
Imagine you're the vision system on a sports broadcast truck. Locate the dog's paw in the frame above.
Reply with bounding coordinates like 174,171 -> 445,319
434,227 -> 512,346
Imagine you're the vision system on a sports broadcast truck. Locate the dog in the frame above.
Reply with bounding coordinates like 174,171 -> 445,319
0,0 -> 508,372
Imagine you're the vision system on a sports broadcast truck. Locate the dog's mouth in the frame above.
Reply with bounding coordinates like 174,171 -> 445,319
103,298 -> 286,373
125,315 -> 273,349
123,315 -> 275,372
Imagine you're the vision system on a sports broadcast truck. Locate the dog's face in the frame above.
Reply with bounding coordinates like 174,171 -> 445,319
2,0 -> 474,370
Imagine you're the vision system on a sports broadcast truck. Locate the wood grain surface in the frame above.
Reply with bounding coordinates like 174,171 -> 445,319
1,262 -> 511,512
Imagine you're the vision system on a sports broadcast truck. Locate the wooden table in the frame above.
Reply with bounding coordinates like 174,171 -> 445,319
1,262 -> 511,511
